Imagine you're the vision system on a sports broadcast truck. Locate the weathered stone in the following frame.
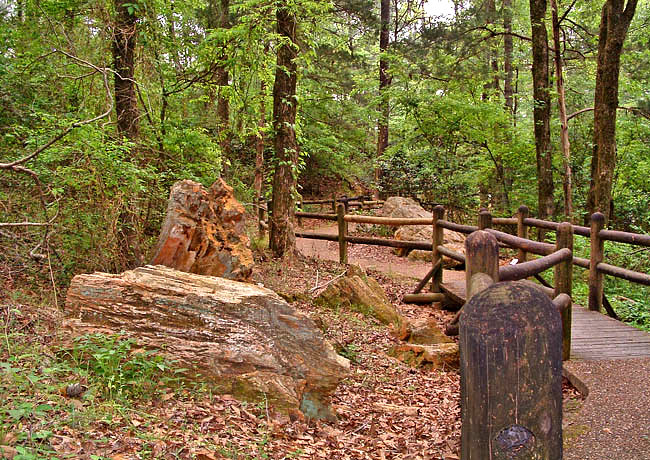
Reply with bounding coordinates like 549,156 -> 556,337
407,244 -> 465,269
388,343 -> 459,370
151,179 -> 254,281
405,318 -> 454,345
380,197 -> 430,220
315,265 -> 403,328
381,196 -> 465,266
64,265 -> 349,420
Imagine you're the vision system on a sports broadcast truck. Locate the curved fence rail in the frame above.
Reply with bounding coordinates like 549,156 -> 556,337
287,201 -> 650,338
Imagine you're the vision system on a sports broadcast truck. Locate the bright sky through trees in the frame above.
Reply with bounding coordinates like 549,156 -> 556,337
425,0 -> 455,18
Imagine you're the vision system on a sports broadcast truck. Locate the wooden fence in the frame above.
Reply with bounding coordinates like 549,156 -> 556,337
291,203 -> 650,360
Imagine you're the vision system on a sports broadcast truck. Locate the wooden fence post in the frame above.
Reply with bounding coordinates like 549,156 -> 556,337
478,209 -> 492,230
337,203 -> 348,264
460,282 -> 563,460
331,197 -> 336,214
555,222 -> 573,361
431,205 -> 445,293
517,205 -> 529,262
589,212 -> 605,311
465,230 -> 499,298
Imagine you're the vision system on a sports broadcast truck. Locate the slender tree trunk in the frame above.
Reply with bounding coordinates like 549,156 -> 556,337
255,77 -> 267,236
530,0 -> 554,223
112,0 -> 139,140
501,0 -> 514,212
586,0 -> 638,222
269,6 -> 299,257
208,0 -> 231,170
376,0 -> 390,197
112,0 -> 142,267
550,0 -> 573,219
503,0 -> 514,115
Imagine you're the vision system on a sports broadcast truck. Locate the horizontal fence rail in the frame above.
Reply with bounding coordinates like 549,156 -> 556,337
287,201 -> 650,322
499,248 -> 572,282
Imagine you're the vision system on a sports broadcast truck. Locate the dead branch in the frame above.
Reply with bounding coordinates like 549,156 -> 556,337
0,49 -> 114,256
567,106 -> 650,121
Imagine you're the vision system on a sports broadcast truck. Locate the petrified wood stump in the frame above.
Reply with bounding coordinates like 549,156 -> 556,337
151,179 -> 254,281
459,282 -> 562,460
65,265 -> 349,420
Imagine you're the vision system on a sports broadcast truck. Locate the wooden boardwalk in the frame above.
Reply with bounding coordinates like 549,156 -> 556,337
441,280 -> 650,361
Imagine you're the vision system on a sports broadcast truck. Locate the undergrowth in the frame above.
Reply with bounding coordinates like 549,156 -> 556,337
571,237 -> 650,331
0,306 -> 190,459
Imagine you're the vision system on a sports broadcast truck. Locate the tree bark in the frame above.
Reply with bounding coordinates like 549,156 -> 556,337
112,0 -> 139,140
255,76 -> 267,236
376,0 -> 390,196
269,6 -> 299,257
208,0 -> 231,168
503,0 -> 514,115
586,0 -> 638,222
551,0 -> 573,219
502,0 -> 514,212
530,0 -> 554,223
112,0 -> 141,267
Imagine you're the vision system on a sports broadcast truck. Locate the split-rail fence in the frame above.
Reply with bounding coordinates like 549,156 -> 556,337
261,199 -> 650,361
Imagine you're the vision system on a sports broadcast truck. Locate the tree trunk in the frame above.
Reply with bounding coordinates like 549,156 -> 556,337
112,0 -> 139,140
530,0 -> 554,224
208,0 -> 231,170
112,0 -> 141,267
376,0 -> 390,196
503,0 -> 514,115
587,0 -> 638,222
255,77 -> 267,236
269,6 -> 299,257
501,0 -> 515,213
551,0 -> 573,219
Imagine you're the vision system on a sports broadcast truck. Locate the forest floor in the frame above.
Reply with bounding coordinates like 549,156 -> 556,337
1,224 -> 587,460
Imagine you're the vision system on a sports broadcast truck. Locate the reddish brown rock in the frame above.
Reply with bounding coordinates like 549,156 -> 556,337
151,179 -> 254,281
388,343 -> 459,370
65,265 -> 349,420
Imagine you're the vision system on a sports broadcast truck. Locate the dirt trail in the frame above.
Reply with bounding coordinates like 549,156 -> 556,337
296,223 -> 465,284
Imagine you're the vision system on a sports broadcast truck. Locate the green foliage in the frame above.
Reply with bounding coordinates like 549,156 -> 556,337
336,342 -> 359,363
66,333 -> 181,400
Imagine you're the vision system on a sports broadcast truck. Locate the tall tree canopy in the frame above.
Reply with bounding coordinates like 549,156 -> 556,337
2,0 -> 650,274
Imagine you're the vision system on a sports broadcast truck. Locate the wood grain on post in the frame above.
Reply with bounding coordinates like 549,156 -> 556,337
431,205 -> 445,293
517,205 -> 529,262
465,230 -> 499,299
337,204 -> 348,264
555,222 -> 574,361
447,272 -> 496,332
460,282 -> 563,460
589,212 -> 605,311
478,209 -> 492,230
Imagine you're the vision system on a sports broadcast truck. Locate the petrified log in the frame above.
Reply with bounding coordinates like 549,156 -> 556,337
151,179 -> 254,281
460,281 -> 562,460
65,265 -> 349,420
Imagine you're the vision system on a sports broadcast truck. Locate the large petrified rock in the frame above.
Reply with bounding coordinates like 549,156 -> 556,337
65,265 -> 349,420
151,179 -> 254,281
315,265 -> 404,328
381,197 -> 465,267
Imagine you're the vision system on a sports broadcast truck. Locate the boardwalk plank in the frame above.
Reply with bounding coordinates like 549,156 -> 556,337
440,280 -> 650,361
